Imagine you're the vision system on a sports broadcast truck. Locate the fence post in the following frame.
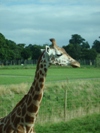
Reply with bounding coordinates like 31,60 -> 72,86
64,87 -> 67,121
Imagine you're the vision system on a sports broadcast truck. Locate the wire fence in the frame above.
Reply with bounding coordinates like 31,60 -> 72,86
0,84 -> 99,124
37,87 -> 100,124
0,59 -> 97,66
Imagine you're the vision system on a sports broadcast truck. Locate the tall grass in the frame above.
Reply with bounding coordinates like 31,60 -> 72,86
0,79 -> 99,124
35,114 -> 100,133
37,79 -> 100,124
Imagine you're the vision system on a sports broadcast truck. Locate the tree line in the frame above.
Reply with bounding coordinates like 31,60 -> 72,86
0,33 -> 100,65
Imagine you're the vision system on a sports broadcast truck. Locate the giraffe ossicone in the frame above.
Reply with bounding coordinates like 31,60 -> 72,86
0,38 -> 80,133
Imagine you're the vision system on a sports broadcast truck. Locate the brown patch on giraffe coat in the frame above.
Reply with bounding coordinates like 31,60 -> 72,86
44,60 -> 46,63
27,95 -> 32,106
33,93 -> 42,101
27,103 -> 38,113
35,82 -> 40,91
40,70 -> 45,76
11,113 -> 17,124
39,77 -> 44,82
21,117 -> 24,123
11,113 -> 21,127
17,124 -> 24,132
44,68 -> 47,73
25,114 -> 34,123
16,107 -> 21,116
40,83 -> 44,88
0,126 -> 3,132
29,86 -> 35,95
22,104 -> 27,117
26,125 -> 33,132
5,126 -> 12,133
40,64 -> 43,68
4,119 -> 12,132
14,117 -> 20,127
39,70 -> 43,75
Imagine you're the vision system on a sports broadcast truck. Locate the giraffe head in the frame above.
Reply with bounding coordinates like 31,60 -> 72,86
41,38 -> 80,68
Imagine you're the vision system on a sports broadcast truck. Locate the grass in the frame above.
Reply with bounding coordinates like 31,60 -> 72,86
0,66 -> 100,132
0,66 -> 100,85
0,80 -> 99,121
37,80 -> 100,124
35,114 -> 100,133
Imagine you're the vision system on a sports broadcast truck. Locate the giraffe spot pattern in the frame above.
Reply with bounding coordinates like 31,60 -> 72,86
33,93 -> 42,101
25,114 -> 34,123
40,64 -> 43,68
27,103 -> 38,113
39,78 -> 44,82
44,68 -> 47,73
35,82 -> 41,91
22,104 -> 27,117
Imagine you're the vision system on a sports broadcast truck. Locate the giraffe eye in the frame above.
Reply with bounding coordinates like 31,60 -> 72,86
57,53 -> 63,57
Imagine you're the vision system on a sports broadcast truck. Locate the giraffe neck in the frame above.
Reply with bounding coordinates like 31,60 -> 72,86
22,51 -> 49,128
22,51 -> 50,128
28,51 -> 49,112
0,51 -> 50,133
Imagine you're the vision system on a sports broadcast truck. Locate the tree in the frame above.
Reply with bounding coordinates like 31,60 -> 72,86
80,41 -> 90,59
81,41 -> 90,50
21,47 -> 31,60
6,39 -> 17,60
0,33 -> 10,61
69,34 -> 85,45
92,38 -> 100,53
63,34 -> 86,59
31,45 -> 41,60
15,43 -> 25,60
63,43 -> 81,59
82,49 -> 97,60
0,33 -> 6,46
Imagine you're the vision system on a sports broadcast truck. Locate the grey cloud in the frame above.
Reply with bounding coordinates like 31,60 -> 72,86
0,0 -> 100,46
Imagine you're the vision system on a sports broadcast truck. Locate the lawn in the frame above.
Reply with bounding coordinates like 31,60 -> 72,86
0,66 -> 100,133
0,66 -> 100,85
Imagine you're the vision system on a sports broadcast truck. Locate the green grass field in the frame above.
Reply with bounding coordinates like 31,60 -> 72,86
35,114 -> 100,133
0,66 -> 100,133
0,66 -> 100,85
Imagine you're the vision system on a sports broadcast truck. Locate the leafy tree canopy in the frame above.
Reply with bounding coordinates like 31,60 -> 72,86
0,33 -> 99,64
69,34 -> 85,45
92,37 -> 100,53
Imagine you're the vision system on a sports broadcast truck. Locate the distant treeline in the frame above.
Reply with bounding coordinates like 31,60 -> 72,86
0,33 -> 100,65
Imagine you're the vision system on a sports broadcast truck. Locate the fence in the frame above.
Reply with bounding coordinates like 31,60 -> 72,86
37,86 -> 100,124
0,59 -> 38,66
0,59 -> 97,66
0,81 -> 99,124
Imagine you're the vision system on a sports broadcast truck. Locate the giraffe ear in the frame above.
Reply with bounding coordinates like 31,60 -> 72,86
46,46 -> 50,53
41,46 -> 50,54
41,49 -> 45,52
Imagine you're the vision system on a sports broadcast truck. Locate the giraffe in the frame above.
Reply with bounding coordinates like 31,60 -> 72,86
0,38 -> 80,133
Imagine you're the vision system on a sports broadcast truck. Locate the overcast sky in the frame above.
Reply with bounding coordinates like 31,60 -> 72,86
0,0 -> 100,46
